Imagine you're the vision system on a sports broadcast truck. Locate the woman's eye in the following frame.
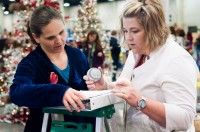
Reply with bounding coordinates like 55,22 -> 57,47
47,37 -> 54,40
123,30 -> 127,33
59,31 -> 64,35
132,30 -> 139,33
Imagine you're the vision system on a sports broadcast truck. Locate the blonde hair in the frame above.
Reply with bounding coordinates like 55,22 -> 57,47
120,0 -> 169,52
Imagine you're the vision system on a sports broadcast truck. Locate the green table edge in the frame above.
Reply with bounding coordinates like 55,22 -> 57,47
43,104 -> 115,119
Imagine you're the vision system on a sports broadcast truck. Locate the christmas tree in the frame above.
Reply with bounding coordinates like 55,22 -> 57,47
0,0 -> 60,125
73,0 -> 101,42
0,7 -> 35,125
73,0 -> 114,79
0,5 -> 33,107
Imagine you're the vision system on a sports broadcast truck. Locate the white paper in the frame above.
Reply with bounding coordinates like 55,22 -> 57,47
80,90 -> 112,98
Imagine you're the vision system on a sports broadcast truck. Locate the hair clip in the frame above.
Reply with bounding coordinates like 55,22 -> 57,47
139,0 -> 147,6
140,7 -> 145,15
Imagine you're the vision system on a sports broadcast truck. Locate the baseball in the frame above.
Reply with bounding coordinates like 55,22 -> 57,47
87,68 -> 102,82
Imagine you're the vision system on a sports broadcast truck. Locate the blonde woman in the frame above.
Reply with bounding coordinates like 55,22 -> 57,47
84,0 -> 198,131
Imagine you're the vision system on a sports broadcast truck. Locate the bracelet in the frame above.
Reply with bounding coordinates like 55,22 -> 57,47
103,81 -> 108,90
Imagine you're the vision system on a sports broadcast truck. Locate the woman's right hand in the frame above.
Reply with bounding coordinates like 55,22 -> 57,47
62,88 -> 86,112
83,67 -> 105,91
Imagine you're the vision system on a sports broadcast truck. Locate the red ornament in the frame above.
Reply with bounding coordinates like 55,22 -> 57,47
5,68 -> 10,72
50,72 -> 58,84
1,96 -> 7,103
15,30 -> 19,36
4,87 -> 9,92
14,60 -> 19,65
44,0 -> 59,9
45,0 -> 51,3
65,16 -> 70,20
28,1 -> 37,7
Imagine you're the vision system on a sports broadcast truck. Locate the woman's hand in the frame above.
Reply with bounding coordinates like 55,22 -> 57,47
112,79 -> 141,107
83,67 -> 105,90
97,52 -> 103,57
62,88 -> 86,112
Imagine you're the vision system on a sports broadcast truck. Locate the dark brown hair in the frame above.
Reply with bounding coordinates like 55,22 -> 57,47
83,30 -> 102,50
27,6 -> 64,45
111,30 -> 117,36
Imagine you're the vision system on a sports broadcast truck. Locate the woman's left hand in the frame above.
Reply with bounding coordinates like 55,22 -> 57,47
97,52 -> 103,57
112,79 -> 141,107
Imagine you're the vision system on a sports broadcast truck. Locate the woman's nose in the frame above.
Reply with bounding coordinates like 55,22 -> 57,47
126,32 -> 133,41
55,36 -> 62,43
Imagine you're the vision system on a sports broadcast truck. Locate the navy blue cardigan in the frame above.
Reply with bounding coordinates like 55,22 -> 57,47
9,45 -> 95,132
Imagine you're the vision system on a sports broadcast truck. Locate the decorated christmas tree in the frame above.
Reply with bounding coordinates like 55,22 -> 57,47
0,8 -> 35,126
0,0 -> 60,125
73,0 -> 101,42
73,0 -> 114,79
0,5 -> 33,107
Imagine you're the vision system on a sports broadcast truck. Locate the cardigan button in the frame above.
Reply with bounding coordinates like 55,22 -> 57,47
132,74 -> 135,78
131,74 -> 135,80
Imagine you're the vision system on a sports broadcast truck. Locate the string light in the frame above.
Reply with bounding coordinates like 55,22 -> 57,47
73,0 -> 101,42
0,0 -> 59,124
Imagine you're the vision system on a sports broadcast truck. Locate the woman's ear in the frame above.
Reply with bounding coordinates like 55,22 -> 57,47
32,33 -> 40,44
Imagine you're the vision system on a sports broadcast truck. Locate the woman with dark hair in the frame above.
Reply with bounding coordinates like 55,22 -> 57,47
110,30 -> 121,81
82,30 -> 105,68
176,28 -> 187,48
169,26 -> 177,41
187,31 -> 193,43
186,31 -> 193,54
9,6 -> 95,132
194,34 -> 200,70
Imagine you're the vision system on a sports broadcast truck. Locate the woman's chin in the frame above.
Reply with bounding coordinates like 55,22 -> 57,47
131,49 -> 138,54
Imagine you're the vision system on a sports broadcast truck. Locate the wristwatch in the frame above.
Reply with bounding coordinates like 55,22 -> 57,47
136,96 -> 147,110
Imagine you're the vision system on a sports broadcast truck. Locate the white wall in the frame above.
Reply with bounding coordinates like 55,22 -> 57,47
1,0 -> 200,32
0,3 -> 3,34
64,1 -> 125,31
183,0 -> 200,30
161,0 -> 170,25
167,0 -> 200,31
1,11 -> 17,32
168,0 -> 178,26
3,15 -> 15,32
64,0 -> 200,31
97,1 -> 125,30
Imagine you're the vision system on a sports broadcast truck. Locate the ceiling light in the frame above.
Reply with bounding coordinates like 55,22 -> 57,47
64,3 -> 70,7
4,11 -> 9,15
